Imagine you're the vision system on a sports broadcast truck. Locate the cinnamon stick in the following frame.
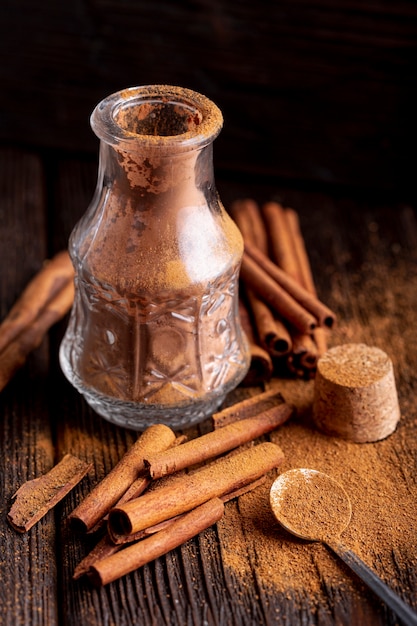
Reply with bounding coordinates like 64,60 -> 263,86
86,475 -> 151,535
0,250 -> 74,354
285,355 -> 305,379
89,498 -> 225,587
8,454 -> 92,532
230,198 -> 269,252
238,297 -> 273,385
313,326 -> 329,356
246,289 -> 292,357
232,200 -> 291,356
244,242 -> 336,329
108,441 -> 285,537
231,197 -> 332,380
212,387 -> 286,428
240,252 -> 317,333
261,202 -> 303,283
291,332 -> 319,369
107,474 -> 267,545
0,280 -> 75,392
89,477 -> 266,583
75,443 -> 270,576
68,423 -> 176,533
279,206 -> 329,358
144,403 -> 293,480
73,534 -> 120,580
86,435 -> 189,534
284,208 -> 317,295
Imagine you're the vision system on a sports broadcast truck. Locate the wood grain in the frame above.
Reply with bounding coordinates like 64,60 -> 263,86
0,149 -> 58,625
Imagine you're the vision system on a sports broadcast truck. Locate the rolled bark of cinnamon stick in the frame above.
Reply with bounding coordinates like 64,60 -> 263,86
76,484 -> 239,577
240,252 -> 318,333
68,423 -> 176,532
312,326 -> 329,357
232,199 -> 293,358
89,498 -> 225,587
284,208 -> 317,295
262,203 -> 329,358
0,250 -> 74,354
73,534 -> 120,580
261,202 -> 302,283
230,198 -> 269,252
86,475 -> 152,535
108,442 -> 285,537
144,403 -> 293,480
8,454 -> 91,532
291,332 -> 319,369
246,289 -> 292,357
238,297 -> 273,385
0,280 -> 75,392
212,387 -> 285,428
108,474 -> 267,545
244,243 -> 336,329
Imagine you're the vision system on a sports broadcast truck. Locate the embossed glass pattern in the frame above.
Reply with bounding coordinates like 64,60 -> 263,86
59,85 -> 250,430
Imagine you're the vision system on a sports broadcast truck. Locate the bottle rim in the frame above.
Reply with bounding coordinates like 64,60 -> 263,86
90,85 -> 223,153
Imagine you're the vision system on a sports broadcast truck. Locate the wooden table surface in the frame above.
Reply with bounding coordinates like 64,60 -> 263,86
0,145 -> 416,626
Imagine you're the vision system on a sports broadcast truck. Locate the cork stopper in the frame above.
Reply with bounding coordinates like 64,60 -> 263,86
312,343 -> 400,442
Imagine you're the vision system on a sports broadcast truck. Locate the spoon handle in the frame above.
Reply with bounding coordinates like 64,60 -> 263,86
326,540 -> 417,626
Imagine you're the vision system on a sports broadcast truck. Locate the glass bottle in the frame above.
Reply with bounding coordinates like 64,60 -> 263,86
59,85 -> 250,430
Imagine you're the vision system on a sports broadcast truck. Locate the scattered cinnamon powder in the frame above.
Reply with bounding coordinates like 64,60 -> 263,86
214,207 -> 417,614
217,376 -> 417,605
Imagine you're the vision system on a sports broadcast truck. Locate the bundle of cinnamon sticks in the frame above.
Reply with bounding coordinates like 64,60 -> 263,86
61,389 -> 293,586
230,199 -> 336,384
7,391 -> 292,584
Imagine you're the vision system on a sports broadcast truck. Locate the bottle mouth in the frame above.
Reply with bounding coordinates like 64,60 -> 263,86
91,85 -> 223,153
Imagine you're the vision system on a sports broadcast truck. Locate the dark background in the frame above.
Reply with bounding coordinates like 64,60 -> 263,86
1,0 -> 416,196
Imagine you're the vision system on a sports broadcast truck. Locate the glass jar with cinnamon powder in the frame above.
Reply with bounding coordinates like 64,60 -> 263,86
59,85 -> 250,430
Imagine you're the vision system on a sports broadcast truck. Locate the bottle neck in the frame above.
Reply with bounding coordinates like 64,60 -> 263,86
90,85 -> 223,208
98,140 -> 216,207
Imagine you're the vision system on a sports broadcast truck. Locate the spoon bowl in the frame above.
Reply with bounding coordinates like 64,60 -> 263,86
270,468 -> 417,626
270,468 -> 351,543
